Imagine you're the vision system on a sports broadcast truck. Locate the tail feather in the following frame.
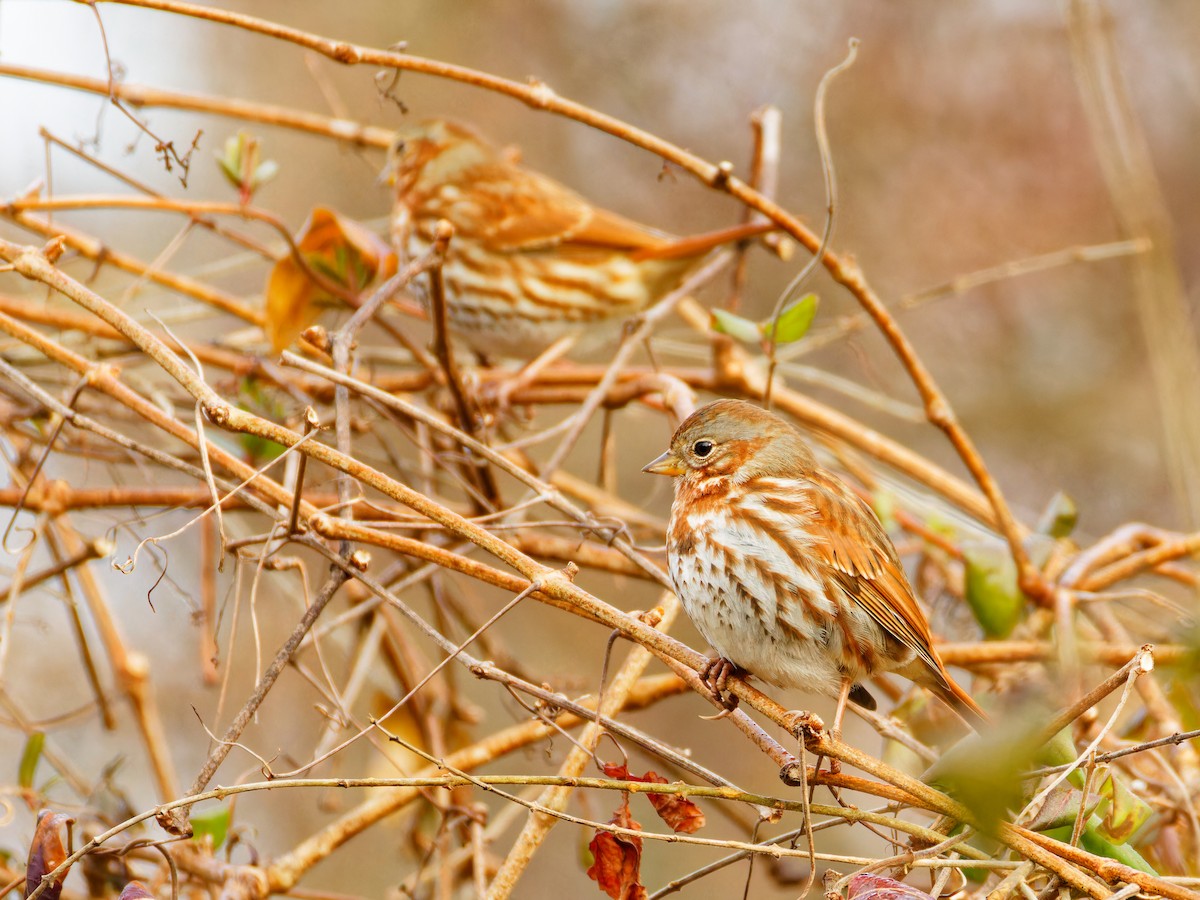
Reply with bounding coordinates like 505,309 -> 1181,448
631,221 -> 777,262
898,657 -> 989,731
928,669 -> 989,731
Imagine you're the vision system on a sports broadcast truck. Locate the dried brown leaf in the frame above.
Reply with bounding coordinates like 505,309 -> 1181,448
264,206 -> 396,352
586,795 -> 647,900
25,810 -> 74,900
599,762 -> 706,834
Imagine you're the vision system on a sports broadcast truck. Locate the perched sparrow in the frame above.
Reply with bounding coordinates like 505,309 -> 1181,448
644,399 -> 986,733
387,119 -> 772,357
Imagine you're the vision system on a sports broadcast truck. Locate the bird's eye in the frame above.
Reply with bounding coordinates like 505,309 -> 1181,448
692,440 -> 714,458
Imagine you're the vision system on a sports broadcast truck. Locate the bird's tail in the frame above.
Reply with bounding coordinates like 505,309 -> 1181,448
928,668 -> 989,732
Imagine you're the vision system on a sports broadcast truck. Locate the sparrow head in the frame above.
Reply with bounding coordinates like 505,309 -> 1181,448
642,399 -> 817,482
384,119 -> 495,192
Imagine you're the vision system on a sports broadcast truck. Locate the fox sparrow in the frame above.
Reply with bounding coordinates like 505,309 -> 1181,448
387,119 -> 771,356
644,399 -> 986,734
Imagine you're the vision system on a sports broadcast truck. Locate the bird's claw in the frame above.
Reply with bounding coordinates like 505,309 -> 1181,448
699,657 -> 743,712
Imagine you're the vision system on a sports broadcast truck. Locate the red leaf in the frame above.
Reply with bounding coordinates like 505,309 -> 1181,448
848,873 -> 935,900
586,796 -> 647,900
646,792 -> 706,834
599,763 -> 706,834
600,762 -> 630,780
118,882 -> 155,899
25,810 -> 74,900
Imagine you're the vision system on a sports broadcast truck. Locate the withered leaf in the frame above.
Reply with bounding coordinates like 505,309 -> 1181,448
848,873 -> 935,900
25,810 -> 74,900
586,795 -> 647,900
642,773 -> 705,835
117,882 -> 154,899
599,762 -> 705,835
1027,786 -> 1102,833
264,206 -> 397,353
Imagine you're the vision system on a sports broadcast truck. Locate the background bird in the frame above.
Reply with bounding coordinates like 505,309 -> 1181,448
644,398 -> 987,737
387,119 -> 774,357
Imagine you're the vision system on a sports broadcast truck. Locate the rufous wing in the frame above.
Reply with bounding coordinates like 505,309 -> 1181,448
461,164 -> 671,254
809,472 -> 988,728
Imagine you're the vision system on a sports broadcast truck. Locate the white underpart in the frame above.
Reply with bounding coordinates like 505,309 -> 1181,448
668,479 -> 890,695
406,230 -> 651,356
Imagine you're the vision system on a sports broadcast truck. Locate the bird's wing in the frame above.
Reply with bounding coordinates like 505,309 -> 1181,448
456,164 -> 671,253
807,471 -> 943,673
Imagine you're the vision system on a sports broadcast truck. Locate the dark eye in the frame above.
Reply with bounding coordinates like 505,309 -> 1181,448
692,440 -> 714,458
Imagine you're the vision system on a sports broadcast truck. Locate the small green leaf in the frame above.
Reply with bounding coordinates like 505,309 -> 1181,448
1037,728 -> 1081,784
872,490 -> 898,533
962,539 -> 1026,638
1037,491 -> 1078,538
763,293 -> 819,344
710,308 -> 763,343
1039,730 -> 1076,764
18,732 -> 44,789
1040,820 -> 1156,875
924,722 -> 1041,832
1095,771 -> 1153,844
1079,816 -> 1158,873
191,805 -> 230,850
238,433 -> 286,465
216,131 -> 278,201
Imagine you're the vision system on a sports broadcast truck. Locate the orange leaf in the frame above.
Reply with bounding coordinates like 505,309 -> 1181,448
264,207 -> 397,353
586,796 -> 647,900
643,772 -> 706,835
25,810 -> 74,900
599,762 -> 705,834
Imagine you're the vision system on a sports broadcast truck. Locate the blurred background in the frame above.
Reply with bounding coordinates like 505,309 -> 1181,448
1,1 -> 1197,896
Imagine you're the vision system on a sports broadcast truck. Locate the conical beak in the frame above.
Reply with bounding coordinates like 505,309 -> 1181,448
642,449 -> 685,477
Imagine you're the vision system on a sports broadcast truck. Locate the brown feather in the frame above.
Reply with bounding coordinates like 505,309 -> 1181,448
649,399 -> 989,730
807,470 -> 941,671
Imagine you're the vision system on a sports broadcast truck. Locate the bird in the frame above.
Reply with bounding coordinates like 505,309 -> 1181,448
643,398 -> 987,737
386,119 -> 774,358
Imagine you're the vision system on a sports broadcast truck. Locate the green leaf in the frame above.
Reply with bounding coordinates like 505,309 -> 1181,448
1079,816 -> 1157,873
215,131 -> 278,199
1095,771 -> 1153,844
1039,820 -> 1149,870
962,539 -> 1026,638
710,308 -> 762,344
871,490 -> 898,534
1037,491 -> 1078,538
18,732 -> 44,789
924,723 -> 1041,833
191,805 -> 230,850
763,294 -> 819,344
238,432 -> 286,465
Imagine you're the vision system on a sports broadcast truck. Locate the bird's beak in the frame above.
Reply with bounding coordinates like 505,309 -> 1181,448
642,449 -> 684,477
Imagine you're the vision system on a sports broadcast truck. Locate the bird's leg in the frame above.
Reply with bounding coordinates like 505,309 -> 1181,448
479,334 -> 577,417
698,656 -> 743,712
818,678 -> 855,778
832,678 -> 853,743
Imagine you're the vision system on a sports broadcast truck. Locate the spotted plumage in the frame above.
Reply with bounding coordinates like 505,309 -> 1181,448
386,119 -> 774,356
389,120 -> 711,356
644,399 -> 986,730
